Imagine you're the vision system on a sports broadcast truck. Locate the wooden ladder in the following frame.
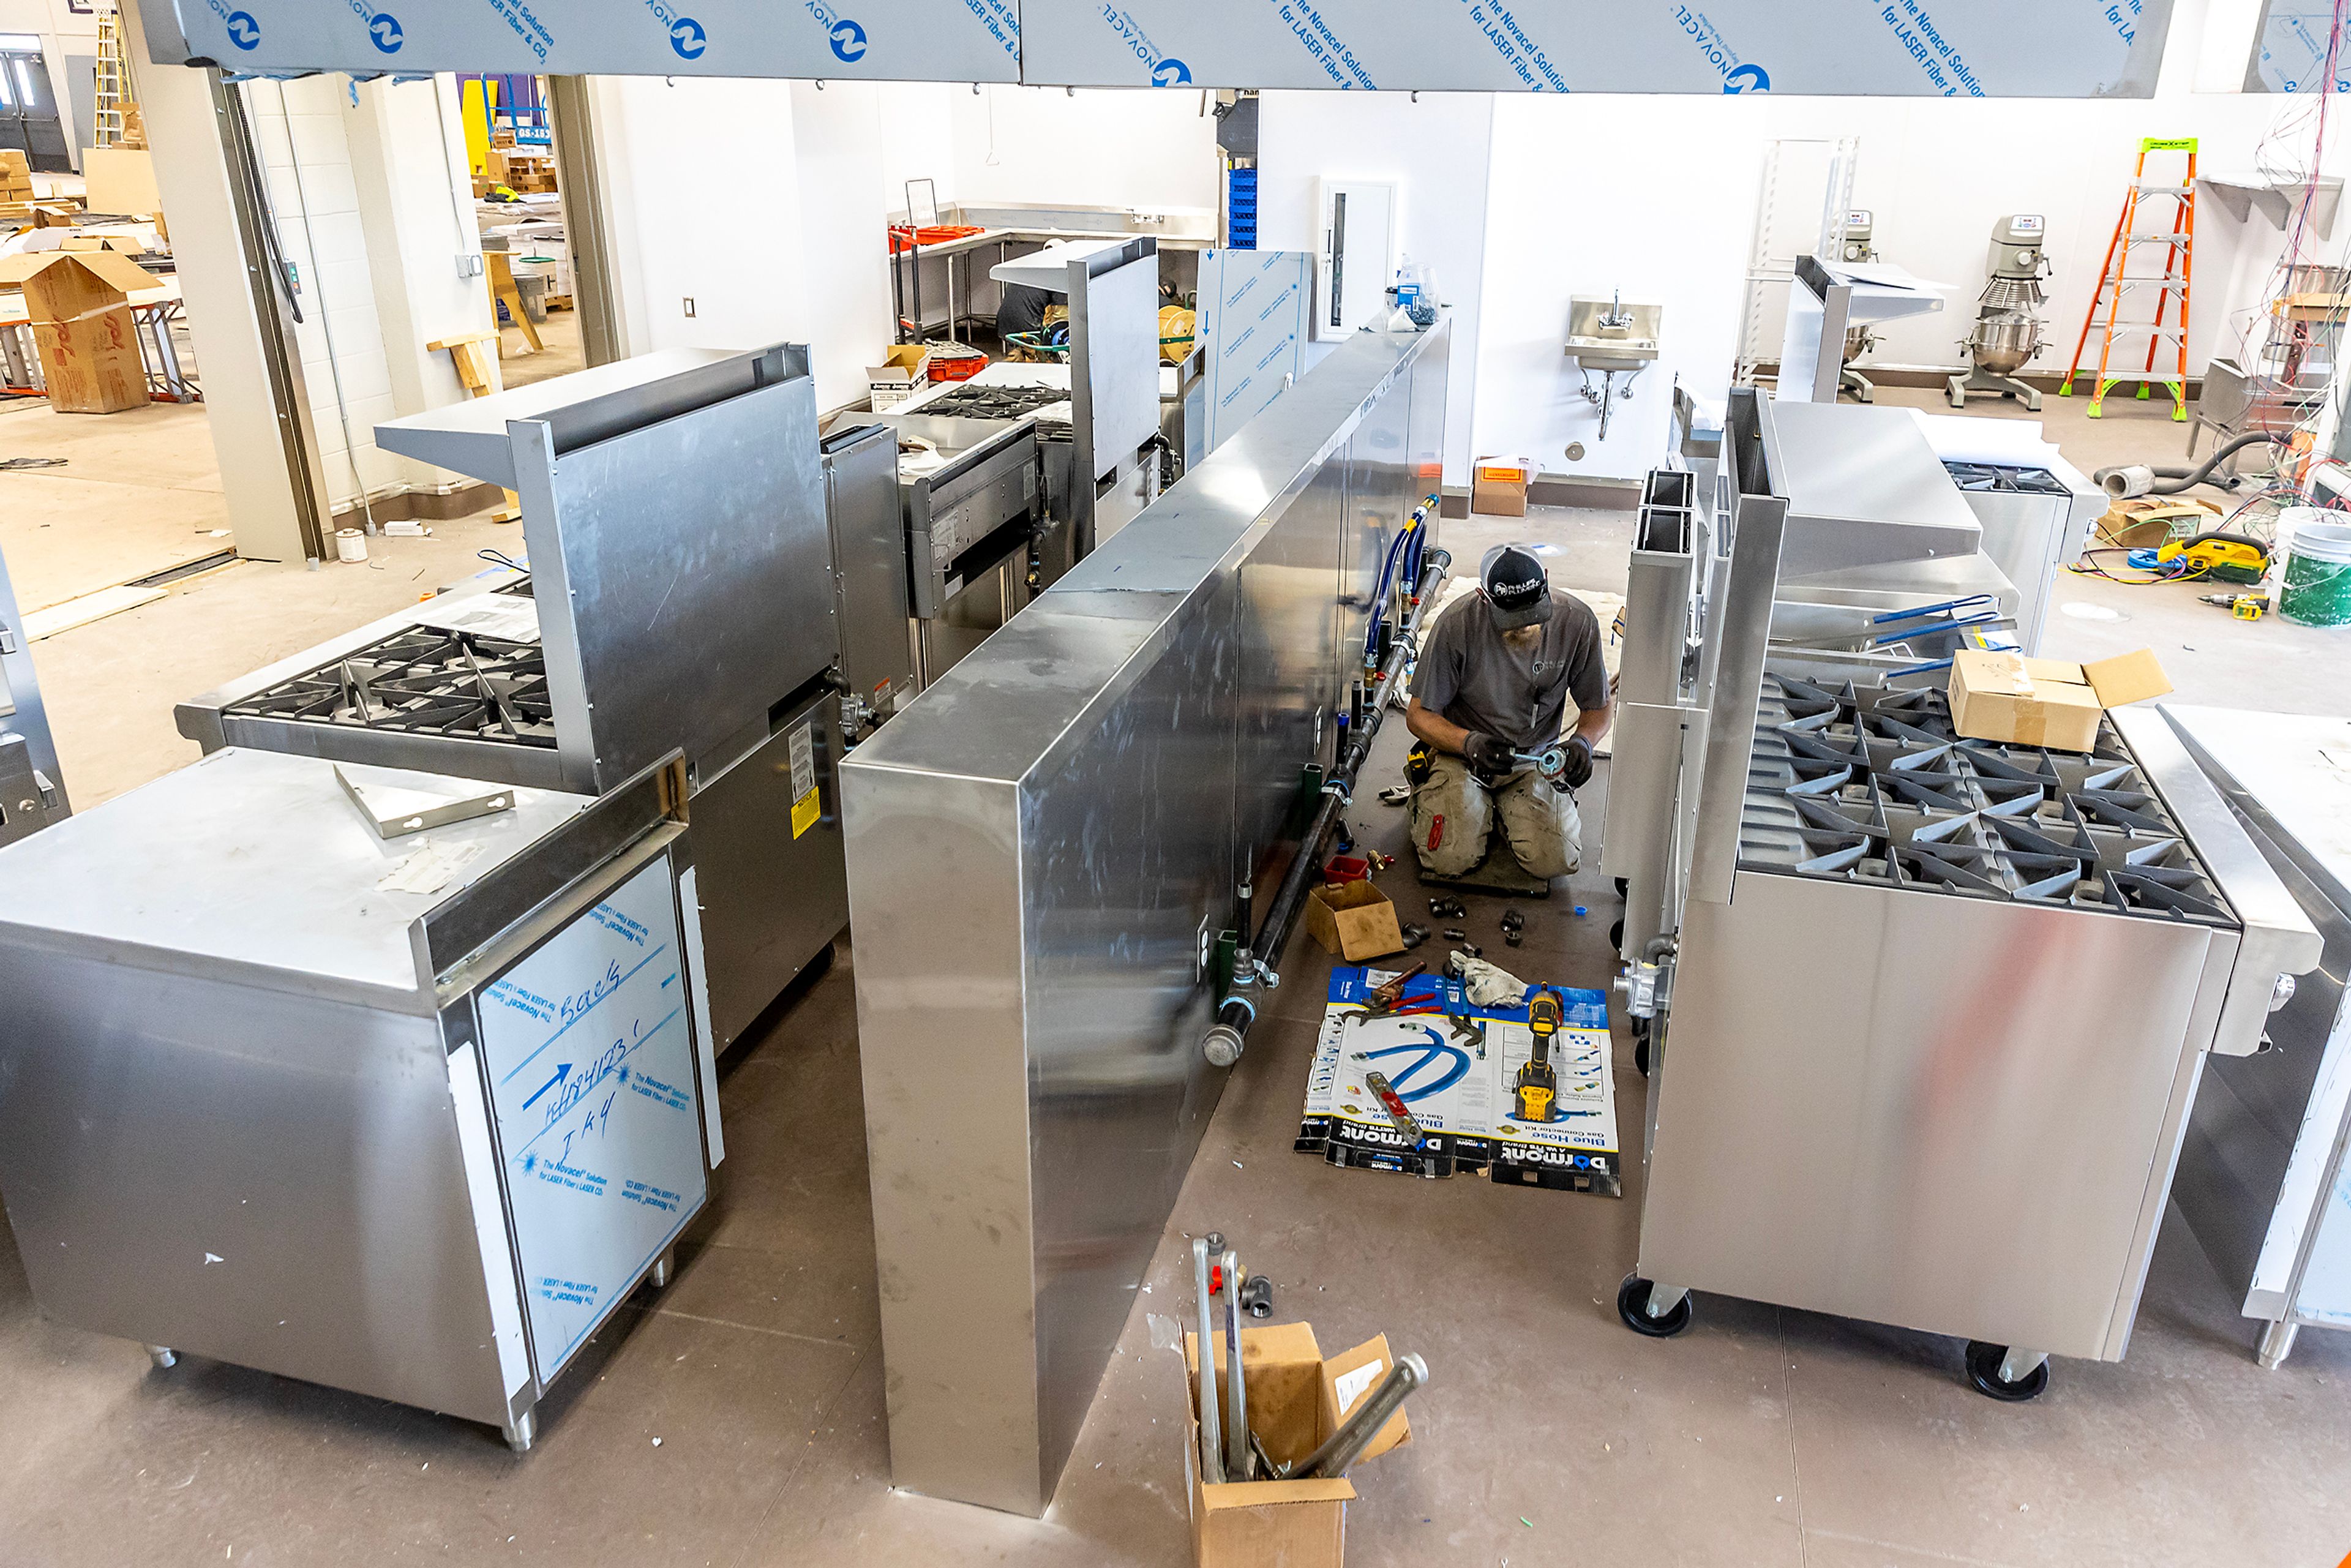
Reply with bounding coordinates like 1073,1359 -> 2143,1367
92,5 -> 146,149
2062,137 -> 2197,420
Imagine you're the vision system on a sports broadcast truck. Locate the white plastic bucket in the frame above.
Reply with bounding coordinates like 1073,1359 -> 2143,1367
335,527 -> 368,564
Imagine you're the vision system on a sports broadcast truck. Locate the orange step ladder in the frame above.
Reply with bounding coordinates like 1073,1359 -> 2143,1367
2061,137 -> 2197,420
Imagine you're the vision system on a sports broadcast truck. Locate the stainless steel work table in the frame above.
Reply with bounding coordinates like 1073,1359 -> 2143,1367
2164,704 -> 2351,1367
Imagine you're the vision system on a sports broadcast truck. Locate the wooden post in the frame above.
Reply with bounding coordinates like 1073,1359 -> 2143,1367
427,329 -> 521,522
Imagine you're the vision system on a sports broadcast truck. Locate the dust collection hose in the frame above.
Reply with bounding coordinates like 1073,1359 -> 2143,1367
1202,547 -> 1452,1068
2095,430 -> 2294,499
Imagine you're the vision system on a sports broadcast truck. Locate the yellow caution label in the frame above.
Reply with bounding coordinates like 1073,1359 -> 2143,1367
791,787 -> 820,839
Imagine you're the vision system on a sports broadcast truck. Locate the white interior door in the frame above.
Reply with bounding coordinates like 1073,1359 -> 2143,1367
1313,178 -> 1395,342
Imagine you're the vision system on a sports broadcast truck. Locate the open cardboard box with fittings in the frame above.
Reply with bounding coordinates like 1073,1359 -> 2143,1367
1182,1323 -> 1412,1568
1302,879 -> 1407,962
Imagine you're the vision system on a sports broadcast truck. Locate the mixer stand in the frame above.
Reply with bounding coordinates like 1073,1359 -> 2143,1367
1947,364 -> 2042,411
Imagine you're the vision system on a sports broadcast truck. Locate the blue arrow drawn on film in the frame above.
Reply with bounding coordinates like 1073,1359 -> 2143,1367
522,1062 -> 572,1111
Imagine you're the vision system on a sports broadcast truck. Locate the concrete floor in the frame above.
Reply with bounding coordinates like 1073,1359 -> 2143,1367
500,309 -> 587,388
0,397 -> 525,808
3,385 -> 2350,1565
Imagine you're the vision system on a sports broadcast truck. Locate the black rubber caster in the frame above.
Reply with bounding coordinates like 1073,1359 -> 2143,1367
1609,916 -> 1625,951
1617,1274 -> 1692,1338
1963,1341 -> 2049,1402
1632,1016 -> 1651,1077
1613,876 -> 1628,898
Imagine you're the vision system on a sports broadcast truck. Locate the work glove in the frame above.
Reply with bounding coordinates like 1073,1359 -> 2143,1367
1554,735 -> 1594,791
1464,732 -> 1514,776
1448,952 -> 1531,1009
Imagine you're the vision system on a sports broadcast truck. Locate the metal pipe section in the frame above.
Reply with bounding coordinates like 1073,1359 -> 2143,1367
2094,430 -> 2289,497
1292,1353 -> 1427,1480
1204,549 -> 1449,1068
843,323 -> 1450,1515
1192,1237 -> 1223,1485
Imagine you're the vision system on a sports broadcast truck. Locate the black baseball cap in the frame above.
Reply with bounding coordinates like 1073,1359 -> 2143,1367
1482,546 -> 1551,631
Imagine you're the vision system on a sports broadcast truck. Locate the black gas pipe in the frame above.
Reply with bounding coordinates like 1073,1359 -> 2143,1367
1202,548 -> 1450,1067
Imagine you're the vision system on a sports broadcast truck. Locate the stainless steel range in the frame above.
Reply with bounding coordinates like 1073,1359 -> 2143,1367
180,345 -> 863,1053
1609,390 -> 2322,1401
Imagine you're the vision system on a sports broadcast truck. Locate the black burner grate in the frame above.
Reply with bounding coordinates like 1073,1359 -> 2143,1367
1739,675 -> 2232,925
224,625 -> 557,749
916,383 -> 1068,421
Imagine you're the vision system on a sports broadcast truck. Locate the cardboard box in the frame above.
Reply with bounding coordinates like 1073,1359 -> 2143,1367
2097,496 -> 2218,550
1302,879 -> 1405,962
1948,649 -> 2172,752
866,343 -> 932,408
0,249 -> 162,414
83,148 -> 160,219
1182,1322 -> 1412,1568
1471,456 -> 1532,517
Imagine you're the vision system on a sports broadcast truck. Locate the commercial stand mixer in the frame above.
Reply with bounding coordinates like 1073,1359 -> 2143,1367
1949,214 -> 2051,411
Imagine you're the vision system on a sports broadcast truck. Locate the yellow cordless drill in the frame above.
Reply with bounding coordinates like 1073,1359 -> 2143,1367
1514,988 -> 1564,1123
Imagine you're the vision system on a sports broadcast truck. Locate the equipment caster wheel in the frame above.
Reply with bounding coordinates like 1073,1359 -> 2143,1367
1613,877 -> 1628,898
1964,1341 -> 2049,1402
1632,1016 -> 1651,1077
1609,916 -> 1624,951
1617,1274 -> 1692,1338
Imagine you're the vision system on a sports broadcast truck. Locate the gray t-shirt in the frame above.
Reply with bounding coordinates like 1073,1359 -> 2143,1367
1411,591 -> 1608,752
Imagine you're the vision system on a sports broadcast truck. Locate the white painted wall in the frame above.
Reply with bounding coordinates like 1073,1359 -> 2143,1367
592,75 -> 894,412
1472,93 -> 1760,482
944,84 -> 1217,213
1469,6 -> 2351,481
1256,90 -> 1494,486
345,77 -> 496,463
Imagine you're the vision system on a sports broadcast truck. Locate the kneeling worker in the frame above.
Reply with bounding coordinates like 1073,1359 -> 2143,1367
1404,546 -> 1611,881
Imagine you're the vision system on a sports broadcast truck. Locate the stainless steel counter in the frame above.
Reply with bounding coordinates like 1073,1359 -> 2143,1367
842,321 -> 1449,1515
0,749 -> 723,1451
2163,705 -> 2351,1367
0,541 -> 66,846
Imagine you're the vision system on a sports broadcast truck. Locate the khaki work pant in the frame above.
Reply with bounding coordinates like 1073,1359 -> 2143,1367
1409,752 -> 1583,880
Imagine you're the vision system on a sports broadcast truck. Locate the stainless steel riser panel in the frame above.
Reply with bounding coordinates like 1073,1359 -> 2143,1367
824,427 -> 917,712
844,325 -> 1447,1516
0,951 -> 509,1427
690,691 -> 848,1052
1022,574 -> 1247,1496
536,375 -> 834,790
1641,872 -> 2225,1360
